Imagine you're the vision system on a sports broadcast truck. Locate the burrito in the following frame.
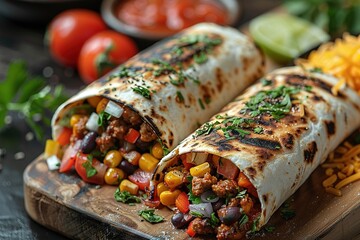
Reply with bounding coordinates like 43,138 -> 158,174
48,23 -> 264,191
150,66 -> 360,239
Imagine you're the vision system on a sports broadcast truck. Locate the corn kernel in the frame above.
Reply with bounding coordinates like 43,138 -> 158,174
159,190 -> 181,206
104,150 -> 122,167
105,168 -> 125,185
151,142 -> 163,159
96,98 -> 109,114
139,153 -> 159,172
70,114 -> 83,127
44,140 -> 60,158
164,170 -> 184,189
87,96 -> 102,108
157,182 -> 169,197
119,179 -> 139,195
190,162 -> 211,177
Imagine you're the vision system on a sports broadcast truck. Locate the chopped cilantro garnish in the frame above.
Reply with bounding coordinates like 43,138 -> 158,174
114,189 -> 141,204
198,98 -> 205,110
236,189 -> 247,199
210,212 -> 220,227
254,126 -> 263,134
251,216 -> 260,232
309,67 -> 323,73
239,214 -> 249,227
82,156 -> 97,178
190,211 -> 204,218
132,85 -> 151,99
98,111 -> 111,127
176,91 -> 185,103
138,209 -> 164,223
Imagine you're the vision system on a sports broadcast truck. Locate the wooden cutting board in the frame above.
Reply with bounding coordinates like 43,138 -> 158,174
24,153 -> 360,240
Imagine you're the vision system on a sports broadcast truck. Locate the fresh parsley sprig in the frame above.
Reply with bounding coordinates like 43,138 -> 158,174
138,209 -> 164,223
0,61 -> 68,140
114,189 -> 141,204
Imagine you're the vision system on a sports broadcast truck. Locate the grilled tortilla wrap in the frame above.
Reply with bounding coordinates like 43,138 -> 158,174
51,23 -> 264,150
152,66 -> 360,234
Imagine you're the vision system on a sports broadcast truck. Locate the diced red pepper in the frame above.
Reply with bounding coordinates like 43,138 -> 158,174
124,128 -> 140,144
56,127 -> 72,146
186,220 -> 196,237
175,192 -> 190,213
59,140 -> 81,173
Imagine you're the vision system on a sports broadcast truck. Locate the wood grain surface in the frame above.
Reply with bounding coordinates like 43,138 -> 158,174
24,154 -> 360,240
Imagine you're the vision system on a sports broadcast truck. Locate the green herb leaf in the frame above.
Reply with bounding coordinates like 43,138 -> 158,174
190,211 -> 204,218
176,91 -> 185,103
187,183 -> 202,204
82,160 -> 97,178
209,212 -> 220,227
132,86 -> 151,99
254,127 -> 263,134
239,214 -> 249,227
236,189 -> 247,199
251,216 -> 260,233
198,98 -> 205,110
138,209 -> 164,223
95,43 -> 117,77
114,189 -> 141,204
98,111 -> 111,127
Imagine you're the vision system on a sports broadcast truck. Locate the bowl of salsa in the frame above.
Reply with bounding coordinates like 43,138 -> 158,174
101,0 -> 241,40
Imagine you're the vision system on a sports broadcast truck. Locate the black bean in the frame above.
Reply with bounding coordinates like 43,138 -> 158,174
212,198 -> 225,212
218,207 -> 242,225
119,160 -> 137,175
171,213 -> 194,229
135,138 -> 152,153
80,132 -> 98,154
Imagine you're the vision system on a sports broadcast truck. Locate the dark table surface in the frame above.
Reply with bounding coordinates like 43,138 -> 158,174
0,1 -> 281,239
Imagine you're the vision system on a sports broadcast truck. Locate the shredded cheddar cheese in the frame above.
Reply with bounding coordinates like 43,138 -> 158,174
322,141 -> 360,196
297,33 -> 360,95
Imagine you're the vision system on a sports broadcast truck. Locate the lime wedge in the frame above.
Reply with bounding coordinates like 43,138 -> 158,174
249,13 -> 330,63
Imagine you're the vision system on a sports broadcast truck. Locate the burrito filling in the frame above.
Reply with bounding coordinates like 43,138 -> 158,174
148,153 -> 260,239
52,96 -> 162,193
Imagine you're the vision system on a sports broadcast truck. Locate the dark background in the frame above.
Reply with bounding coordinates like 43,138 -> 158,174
0,1 -> 281,239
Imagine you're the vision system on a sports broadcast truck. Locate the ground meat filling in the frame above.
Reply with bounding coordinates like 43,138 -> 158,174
107,119 -> 128,139
192,172 -> 217,196
192,218 -> 216,235
122,107 -> 142,126
71,116 -> 89,144
217,223 -> 246,240
212,179 -> 238,198
139,122 -> 157,142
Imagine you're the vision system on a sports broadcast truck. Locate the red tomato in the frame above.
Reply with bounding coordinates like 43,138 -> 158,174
175,192 -> 190,213
75,153 -> 108,185
186,220 -> 196,237
56,127 -> 72,146
128,169 -> 152,191
59,140 -> 81,173
78,30 -> 138,83
47,9 -> 107,67
217,158 -> 239,180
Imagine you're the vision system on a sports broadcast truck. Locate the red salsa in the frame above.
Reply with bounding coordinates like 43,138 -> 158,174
116,0 -> 228,34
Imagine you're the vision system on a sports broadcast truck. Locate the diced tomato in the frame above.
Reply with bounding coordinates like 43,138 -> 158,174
175,192 -> 190,213
124,128 -> 140,144
56,127 -> 72,146
144,198 -> 161,208
237,172 -> 252,188
180,155 -> 194,170
59,140 -> 81,173
217,158 -> 239,180
128,169 -> 152,191
186,220 -> 196,237
75,153 -> 107,185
